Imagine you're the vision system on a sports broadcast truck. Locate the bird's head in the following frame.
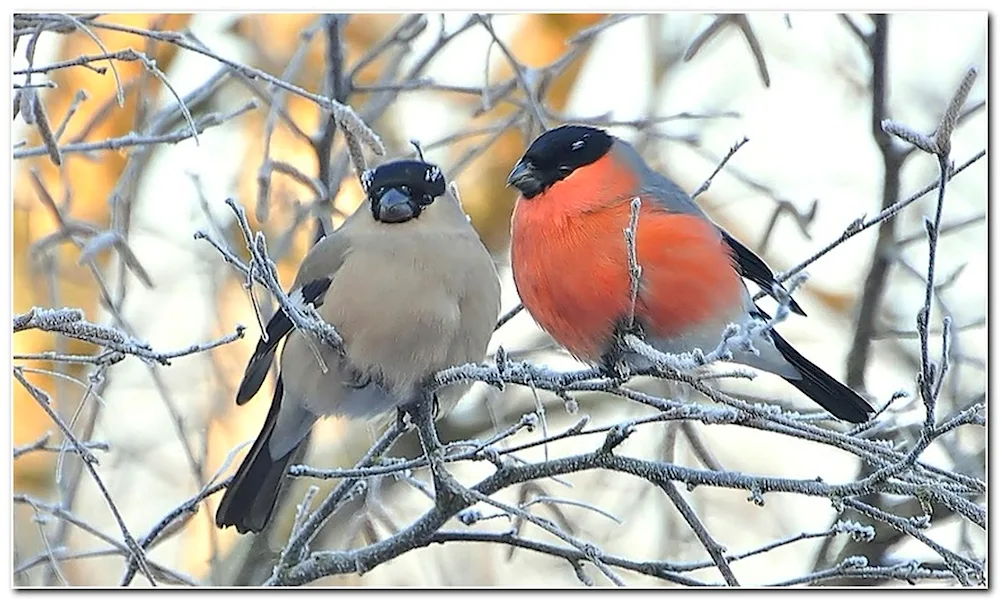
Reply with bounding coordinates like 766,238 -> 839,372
362,159 -> 447,224
507,124 -> 614,199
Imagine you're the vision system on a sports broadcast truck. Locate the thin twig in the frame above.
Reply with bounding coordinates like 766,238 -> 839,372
474,14 -> 548,131
624,197 -> 643,330
691,136 -> 750,199
658,481 -> 740,586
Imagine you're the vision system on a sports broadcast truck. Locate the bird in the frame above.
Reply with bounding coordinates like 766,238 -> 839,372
505,124 -> 874,424
215,158 -> 501,534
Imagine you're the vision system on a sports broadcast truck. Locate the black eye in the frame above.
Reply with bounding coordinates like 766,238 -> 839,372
558,165 -> 573,174
419,194 -> 434,206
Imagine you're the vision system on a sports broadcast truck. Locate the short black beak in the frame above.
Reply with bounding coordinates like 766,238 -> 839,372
507,159 -> 543,197
506,160 -> 534,189
376,188 -> 416,223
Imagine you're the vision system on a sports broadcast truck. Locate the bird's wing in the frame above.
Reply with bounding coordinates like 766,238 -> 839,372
720,229 -> 805,316
234,229 -> 354,405
618,138 -> 806,317
235,276 -> 333,405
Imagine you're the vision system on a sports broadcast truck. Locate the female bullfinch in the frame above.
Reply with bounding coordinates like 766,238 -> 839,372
216,159 -> 501,534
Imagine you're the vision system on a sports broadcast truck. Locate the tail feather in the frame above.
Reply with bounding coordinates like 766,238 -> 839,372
770,331 -> 875,423
216,378 -> 307,534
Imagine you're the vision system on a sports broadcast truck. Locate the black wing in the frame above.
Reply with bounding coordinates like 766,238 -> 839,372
235,276 -> 333,405
722,230 -> 806,316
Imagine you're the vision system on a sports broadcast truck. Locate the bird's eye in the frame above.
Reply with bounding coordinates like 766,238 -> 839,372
419,194 -> 435,206
557,165 -> 573,174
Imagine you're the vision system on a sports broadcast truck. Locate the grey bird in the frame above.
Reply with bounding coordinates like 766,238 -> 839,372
216,159 -> 501,534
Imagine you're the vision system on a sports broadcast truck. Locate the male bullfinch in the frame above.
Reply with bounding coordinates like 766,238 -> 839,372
216,159 -> 501,534
506,124 -> 874,423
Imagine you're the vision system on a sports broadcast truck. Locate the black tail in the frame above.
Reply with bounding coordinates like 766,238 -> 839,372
216,378 -> 307,534
770,331 -> 875,423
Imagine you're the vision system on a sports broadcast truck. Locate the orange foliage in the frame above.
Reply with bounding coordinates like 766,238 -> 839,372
13,14 -> 191,486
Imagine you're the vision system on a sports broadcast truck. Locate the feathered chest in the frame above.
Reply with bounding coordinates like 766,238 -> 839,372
325,232 -> 497,387
511,200 -> 635,361
511,196 -> 747,362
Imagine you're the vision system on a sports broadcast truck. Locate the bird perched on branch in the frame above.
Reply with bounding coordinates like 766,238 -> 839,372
506,124 -> 874,423
216,159 -> 501,534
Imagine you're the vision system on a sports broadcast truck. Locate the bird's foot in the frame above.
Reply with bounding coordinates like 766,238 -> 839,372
394,406 -> 410,431
599,352 -> 632,386
600,320 -> 646,384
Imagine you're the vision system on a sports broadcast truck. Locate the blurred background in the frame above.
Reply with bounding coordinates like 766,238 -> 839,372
11,12 -> 986,587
